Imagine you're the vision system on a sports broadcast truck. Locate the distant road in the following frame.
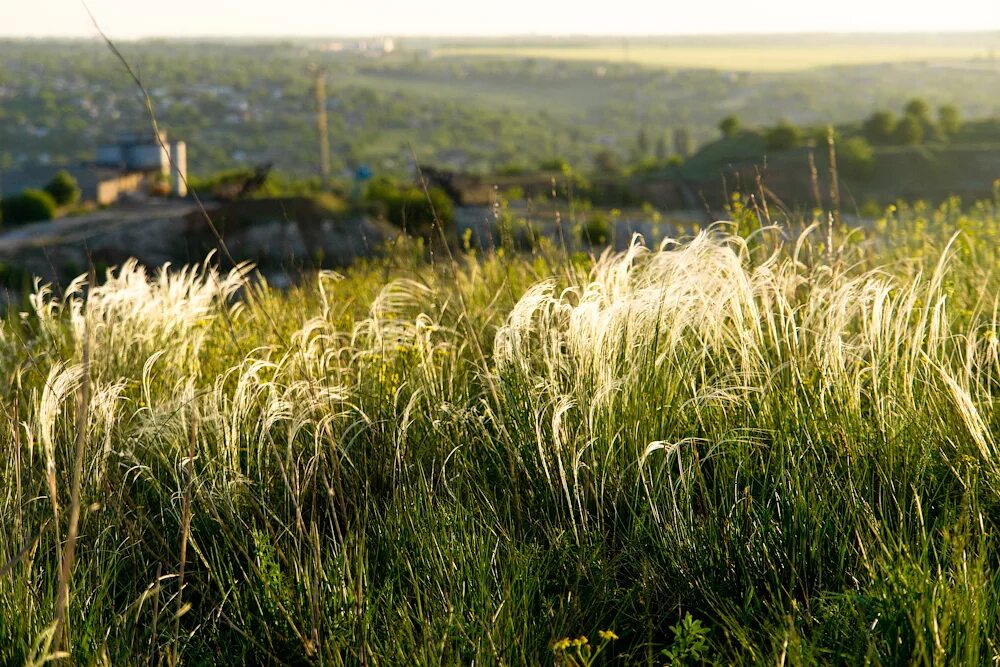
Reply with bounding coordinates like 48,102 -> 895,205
0,200 -> 198,256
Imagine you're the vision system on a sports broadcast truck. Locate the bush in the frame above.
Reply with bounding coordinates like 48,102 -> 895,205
895,114 -> 925,145
44,170 -> 81,207
580,212 -> 613,245
497,163 -> 528,176
593,150 -> 621,175
938,105 -> 962,138
903,98 -> 937,137
765,121 -> 802,151
863,110 -> 897,144
811,126 -> 841,147
904,98 -> 931,124
539,158 -> 571,173
366,177 -> 454,237
1,189 -> 57,224
718,115 -> 741,138
503,186 -> 525,201
839,137 -> 875,180
0,261 -> 30,289
630,157 -> 664,174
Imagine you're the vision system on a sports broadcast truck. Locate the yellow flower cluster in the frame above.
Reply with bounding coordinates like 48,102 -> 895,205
552,628 -> 619,651
552,635 -> 588,651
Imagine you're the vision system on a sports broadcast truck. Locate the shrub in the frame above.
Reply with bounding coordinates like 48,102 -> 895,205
863,110 -> 897,144
44,170 -> 81,207
498,163 -> 529,176
811,126 -> 841,147
593,150 -> 621,175
630,156 -> 664,174
0,261 -> 30,289
903,98 -> 937,137
718,115 -> 741,138
839,137 -> 876,180
580,212 -> 613,245
503,186 -> 524,201
656,135 -> 669,161
1,189 -> 57,224
662,614 -> 712,666
366,177 -> 454,237
937,105 -> 962,138
539,157 -> 571,173
904,98 -> 931,124
765,121 -> 802,151
895,114 -> 925,145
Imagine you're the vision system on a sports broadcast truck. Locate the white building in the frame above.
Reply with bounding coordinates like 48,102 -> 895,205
96,130 -> 188,196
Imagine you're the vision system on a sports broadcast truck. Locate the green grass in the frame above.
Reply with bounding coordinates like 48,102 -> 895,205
3,198 -> 1000,663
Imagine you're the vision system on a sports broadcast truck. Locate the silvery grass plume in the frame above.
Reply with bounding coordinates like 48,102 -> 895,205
26,255 -> 252,384
494,228 -> 1000,524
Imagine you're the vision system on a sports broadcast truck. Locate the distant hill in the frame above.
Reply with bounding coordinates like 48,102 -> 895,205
2,38 -> 1000,180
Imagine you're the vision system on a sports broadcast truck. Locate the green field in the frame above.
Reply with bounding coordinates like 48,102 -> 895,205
433,44 -> 998,71
4,198 -> 1000,662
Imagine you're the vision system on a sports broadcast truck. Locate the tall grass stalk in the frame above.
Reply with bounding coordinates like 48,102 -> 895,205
2,201 -> 1000,662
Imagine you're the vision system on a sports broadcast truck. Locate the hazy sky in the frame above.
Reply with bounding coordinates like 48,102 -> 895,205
2,0 -> 999,38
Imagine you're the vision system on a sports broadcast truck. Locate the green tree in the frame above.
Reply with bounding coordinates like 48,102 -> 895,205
863,110 -> 897,144
765,120 -> 802,151
937,104 -> 962,138
655,135 -> 669,161
811,125 -> 841,147
904,97 -> 938,137
718,115 -> 741,138
895,114 -> 925,145
904,98 -> 931,124
593,150 -> 621,175
636,128 -> 649,157
839,137 -> 875,180
1,189 -> 57,224
673,127 -> 692,158
44,170 -> 81,207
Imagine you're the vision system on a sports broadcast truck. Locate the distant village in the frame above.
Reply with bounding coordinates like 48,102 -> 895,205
0,38 -> 400,177
317,37 -> 396,55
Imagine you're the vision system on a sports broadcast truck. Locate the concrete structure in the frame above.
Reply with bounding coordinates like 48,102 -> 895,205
96,131 -> 171,174
2,130 -> 190,206
170,141 -> 187,197
0,165 -> 147,206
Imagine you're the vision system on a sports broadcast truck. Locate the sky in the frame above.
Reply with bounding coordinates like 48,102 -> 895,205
2,0 -> 999,38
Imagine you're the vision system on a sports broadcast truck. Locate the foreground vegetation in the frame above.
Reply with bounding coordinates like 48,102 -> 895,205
2,197 -> 1000,663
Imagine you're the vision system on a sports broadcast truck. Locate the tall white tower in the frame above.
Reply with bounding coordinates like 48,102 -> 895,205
170,141 -> 187,197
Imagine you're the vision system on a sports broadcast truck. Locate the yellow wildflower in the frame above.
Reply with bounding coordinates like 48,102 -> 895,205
598,629 -> 619,641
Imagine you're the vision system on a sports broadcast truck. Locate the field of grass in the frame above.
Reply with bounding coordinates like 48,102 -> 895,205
3,199 -> 1000,663
431,44 -> 999,72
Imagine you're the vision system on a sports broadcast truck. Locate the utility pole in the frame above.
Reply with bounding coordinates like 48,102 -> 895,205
310,65 -> 331,187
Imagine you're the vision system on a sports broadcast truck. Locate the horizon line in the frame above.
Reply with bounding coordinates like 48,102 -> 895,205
3,28 -> 1000,40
